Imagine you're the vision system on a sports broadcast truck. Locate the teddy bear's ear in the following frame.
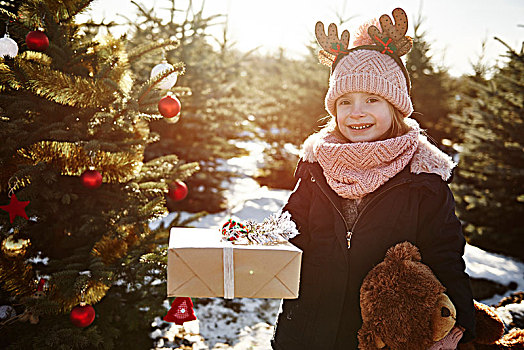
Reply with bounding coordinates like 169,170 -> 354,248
384,241 -> 421,263
472,301 -> 505,344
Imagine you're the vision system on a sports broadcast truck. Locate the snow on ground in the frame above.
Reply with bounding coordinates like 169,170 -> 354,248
151,140 -> 524,349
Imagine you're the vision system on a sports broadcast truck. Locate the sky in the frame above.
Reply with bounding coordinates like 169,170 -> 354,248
79,0 -> 524,76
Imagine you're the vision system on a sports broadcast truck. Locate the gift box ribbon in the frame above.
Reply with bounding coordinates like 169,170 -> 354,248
223,245 -> 234,299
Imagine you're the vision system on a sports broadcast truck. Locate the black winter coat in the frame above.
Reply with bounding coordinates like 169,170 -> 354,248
271,160 -> 476,350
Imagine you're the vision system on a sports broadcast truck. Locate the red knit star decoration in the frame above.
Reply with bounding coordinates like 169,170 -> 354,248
163,297 -> 197,325
0,194 -> 30,223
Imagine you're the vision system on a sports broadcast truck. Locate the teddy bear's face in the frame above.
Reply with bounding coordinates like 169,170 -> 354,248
432,293 -> 457,342
358,242 -> 458,350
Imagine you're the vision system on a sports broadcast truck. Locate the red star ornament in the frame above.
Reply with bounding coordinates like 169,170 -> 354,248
163,297 -> 197,325
0,194 -> 30,223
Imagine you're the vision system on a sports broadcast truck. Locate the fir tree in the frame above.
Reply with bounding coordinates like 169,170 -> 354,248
125,0 -> 250,213
406,14 -> 459,147
249,47 -> 328,189
451,39 -> 524,260
0,0 -> 198,347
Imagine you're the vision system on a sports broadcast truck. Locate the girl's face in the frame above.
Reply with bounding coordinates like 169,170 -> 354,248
336,92 -> 394,143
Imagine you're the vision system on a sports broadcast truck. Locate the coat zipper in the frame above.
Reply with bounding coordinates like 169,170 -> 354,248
347,179 -> 412,248
310,175 -> 352,249
312,171 -> 412,250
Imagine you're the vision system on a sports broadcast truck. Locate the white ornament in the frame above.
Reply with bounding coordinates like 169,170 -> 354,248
0,33 -> 18,58
150,62 -> 178,90
0,305 -> 16,320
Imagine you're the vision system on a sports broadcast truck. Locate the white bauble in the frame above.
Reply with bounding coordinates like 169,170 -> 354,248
0,34 -> 18,58
150,62 -> 178,90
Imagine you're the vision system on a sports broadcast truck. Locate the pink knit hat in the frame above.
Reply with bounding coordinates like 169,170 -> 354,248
325,50 -> 413,117
315,8 -> 414,118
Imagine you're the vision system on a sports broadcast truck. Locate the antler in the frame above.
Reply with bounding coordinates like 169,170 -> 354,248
315,22 -> 350,67
367,8 -> 413,56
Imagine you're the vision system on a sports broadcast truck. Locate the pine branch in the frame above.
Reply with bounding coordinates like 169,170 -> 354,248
18,60 -> 116,108
136,63 -> 185,105
18,141 -> 143,182
127,39 -> 180,64
19,0 -> 93,25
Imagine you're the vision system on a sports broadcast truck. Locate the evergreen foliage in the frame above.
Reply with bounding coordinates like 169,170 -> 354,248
405,15 -> 459,147
451,39 -> 524,260
125,0 -> 250,213
249,47 -> 328,189
0,0 -> 198,347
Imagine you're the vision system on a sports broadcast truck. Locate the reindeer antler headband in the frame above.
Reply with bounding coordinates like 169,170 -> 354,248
316,8 -> 413,91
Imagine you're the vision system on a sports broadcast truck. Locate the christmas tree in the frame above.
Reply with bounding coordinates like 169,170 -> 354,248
125,0 -> 250,214
451,39 -> 524,260
0,0 -> 198,347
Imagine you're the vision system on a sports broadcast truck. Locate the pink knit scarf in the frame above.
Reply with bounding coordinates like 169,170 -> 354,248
314,128 -> 420,199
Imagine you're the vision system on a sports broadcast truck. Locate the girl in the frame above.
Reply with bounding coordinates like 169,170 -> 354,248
271,9 -> 476,350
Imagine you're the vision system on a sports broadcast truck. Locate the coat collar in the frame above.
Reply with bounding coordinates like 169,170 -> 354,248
299,118 -> 456,182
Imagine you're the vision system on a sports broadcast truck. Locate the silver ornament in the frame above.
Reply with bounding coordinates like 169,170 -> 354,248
0,33 -> 18,58
150,62 -> 178,90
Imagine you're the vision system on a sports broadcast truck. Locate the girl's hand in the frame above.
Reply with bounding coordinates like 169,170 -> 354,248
428,326 -> 464,350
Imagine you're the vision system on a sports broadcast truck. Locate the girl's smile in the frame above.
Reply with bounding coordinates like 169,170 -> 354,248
336,92 -> 393,142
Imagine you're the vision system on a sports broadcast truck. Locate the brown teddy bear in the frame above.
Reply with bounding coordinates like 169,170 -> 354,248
357,241 -> 524,350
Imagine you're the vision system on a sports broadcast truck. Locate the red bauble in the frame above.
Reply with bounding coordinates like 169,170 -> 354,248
168,180 -> 188,201
163,297 -> 196,325
81,170 -> 103,189
158,96 -> 181,118
25,30 -> 49,51
70,304 -> 95,328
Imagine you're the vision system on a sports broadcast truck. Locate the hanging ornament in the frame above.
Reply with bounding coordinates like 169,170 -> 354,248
167,180 -> 188,201
70,302 -> 96,328
33,278 -> 46,298
0,33 -> 18,58
1,232 -> 30,257
158,95 -> 181,118
150,61 -> 178,90
0,194 -> 30,223
0,305 -> 16,321
25,30 -> 49,51
81,170 -> 103,189
163,297 -> 196,325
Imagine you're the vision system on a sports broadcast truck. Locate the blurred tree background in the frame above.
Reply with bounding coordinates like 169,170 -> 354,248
405,14 -> 461,150
451,39 -> 524,260
247,47 -> 328,190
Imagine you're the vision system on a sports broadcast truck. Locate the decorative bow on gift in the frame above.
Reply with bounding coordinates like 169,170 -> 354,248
220,212 -> 299,245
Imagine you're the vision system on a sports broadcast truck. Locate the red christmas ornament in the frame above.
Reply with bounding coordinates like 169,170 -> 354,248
70,303 -> 96,327
81,170 -> 103,189
163,297 -> 196,325
158,95 -> 181,118
33,278 -> 46,298
25,30 -> 49,51
0,194 -> 30,223
168,180 -> 188,201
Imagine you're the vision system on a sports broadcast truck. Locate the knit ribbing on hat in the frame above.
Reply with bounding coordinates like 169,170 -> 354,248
325,50 -> 413,118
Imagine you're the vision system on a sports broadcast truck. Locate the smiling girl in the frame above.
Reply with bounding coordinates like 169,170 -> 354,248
271,8 -> 476,350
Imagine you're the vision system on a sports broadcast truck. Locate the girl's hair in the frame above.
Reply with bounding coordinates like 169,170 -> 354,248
332,101 -> 411,142
377,104 -> 411,140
